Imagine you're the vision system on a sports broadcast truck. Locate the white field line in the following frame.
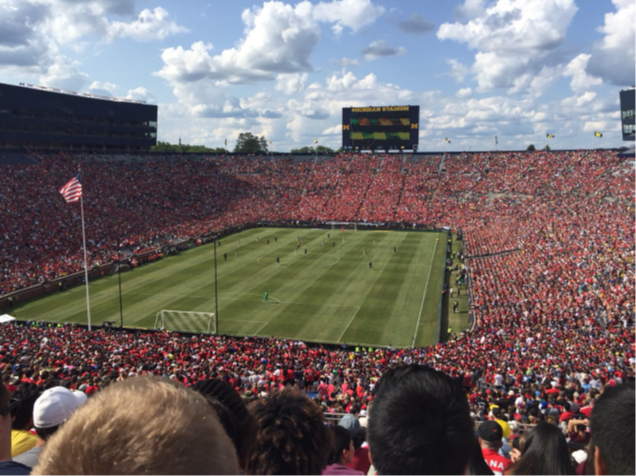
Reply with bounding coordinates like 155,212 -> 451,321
412,239 -> 438,348
337,306 -> 361,342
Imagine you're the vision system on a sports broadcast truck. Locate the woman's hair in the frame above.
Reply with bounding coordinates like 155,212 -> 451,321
247,389 -> 332,475
327,426 -> 352,466
466,436 -> 494,475
192,379 -> 258,470
507,422 -> 574,475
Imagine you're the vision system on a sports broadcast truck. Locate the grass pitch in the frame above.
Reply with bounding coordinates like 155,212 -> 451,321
12,227 -> 449,348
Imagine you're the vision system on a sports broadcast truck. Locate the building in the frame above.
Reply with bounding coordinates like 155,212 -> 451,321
619,87 -> 635,141
0,83 -> 157,151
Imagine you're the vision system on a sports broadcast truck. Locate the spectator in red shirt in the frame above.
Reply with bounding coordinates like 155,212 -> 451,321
479,421 -> 511,475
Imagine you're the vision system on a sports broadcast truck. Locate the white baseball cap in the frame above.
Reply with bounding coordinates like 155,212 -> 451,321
33,387 -> 87,429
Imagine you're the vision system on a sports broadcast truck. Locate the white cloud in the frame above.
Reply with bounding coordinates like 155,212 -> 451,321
586,0 -> 635,86
361,40 -> 407,60
39,55 -> 89,91
453,0 -> 486,22
313,0 -> 385,35
0,0 -> 185,101
563,54 -> 603,94
455,87 -> 472,99
107,7 -> 188,41
446,59 -> 469,83
126,86 -> 155,102
438,0 -> 578,94
275,73 -> 308,95
89,80 -> 117,96
156,0 -> 386,86
156,2 -> 320,85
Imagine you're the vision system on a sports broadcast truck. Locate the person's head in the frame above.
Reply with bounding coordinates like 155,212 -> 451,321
33,387 -> 87,441
246,389 -> 332,475
588,384 -> 635,475
478,421 -> 504,451
338,413 -> 363,448
507,421 -> 573,475
327,426 -> 355,466
367,365 -> 474,475
9,387 -> 39,430
32,376 -> 239,475
192,378 -> 258,470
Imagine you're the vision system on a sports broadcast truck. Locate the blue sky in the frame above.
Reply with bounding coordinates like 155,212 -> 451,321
0,0 -> 634,151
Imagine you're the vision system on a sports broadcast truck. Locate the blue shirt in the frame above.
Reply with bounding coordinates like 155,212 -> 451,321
0,461 -> 31,476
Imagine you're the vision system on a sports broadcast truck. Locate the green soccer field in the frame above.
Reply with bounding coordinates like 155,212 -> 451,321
12,227 -> 448,348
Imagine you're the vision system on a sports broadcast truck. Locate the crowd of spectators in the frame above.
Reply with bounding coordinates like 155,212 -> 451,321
0,148 -> 634,473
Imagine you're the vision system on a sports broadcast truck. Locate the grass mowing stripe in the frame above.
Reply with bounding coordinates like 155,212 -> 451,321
411,237 -> 438,348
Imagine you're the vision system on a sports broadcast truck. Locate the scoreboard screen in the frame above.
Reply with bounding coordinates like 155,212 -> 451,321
342,105 -> 419,150
620,88 -> 636,141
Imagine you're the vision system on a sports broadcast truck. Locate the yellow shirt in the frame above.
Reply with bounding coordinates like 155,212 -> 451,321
494,418 -> 512,439
11,429 -> 38,457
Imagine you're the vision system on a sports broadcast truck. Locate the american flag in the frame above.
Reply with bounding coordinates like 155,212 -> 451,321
59,173 -> 82,203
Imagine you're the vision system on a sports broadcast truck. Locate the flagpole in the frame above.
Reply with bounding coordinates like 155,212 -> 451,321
79,194 -> 92,331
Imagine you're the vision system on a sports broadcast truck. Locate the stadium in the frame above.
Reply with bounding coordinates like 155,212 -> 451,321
0,3 -> 635,473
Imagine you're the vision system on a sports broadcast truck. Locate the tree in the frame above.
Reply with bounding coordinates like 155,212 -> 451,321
233,132 -> 269,154
526,144 -> 536,152
316,145 -> 335,155
543,144 -> 551,151
290,145 -> 335,155
290,146 -> 315,154
151,141 -> 227,153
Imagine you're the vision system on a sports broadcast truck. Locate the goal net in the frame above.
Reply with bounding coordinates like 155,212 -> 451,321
154,310 -> 216,334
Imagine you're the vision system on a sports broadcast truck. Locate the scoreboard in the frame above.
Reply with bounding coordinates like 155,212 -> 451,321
342,105 -> 419,151
620,87 -> 636,140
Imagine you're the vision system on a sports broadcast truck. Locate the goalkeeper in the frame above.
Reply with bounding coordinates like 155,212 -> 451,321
264,291 -> 269,302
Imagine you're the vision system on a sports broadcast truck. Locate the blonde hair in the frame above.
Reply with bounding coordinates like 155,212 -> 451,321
33,376 -> 239,475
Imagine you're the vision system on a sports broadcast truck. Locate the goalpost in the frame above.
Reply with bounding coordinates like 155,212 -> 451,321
154,310 -> 216,334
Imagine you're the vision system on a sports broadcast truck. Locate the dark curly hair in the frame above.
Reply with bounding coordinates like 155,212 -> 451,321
246,389 -> 332,475
192,378 -> 258,470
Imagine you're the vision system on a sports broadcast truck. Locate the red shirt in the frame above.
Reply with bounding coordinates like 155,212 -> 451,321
481,448 -> 510,475
346,447 -> 371,475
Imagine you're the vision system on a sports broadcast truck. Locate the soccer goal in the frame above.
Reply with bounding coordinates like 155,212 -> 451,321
154,310 -> 216,334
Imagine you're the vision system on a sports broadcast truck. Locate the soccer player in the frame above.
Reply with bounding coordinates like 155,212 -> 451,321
264,291 -> 268,302
235,251 -> 238,257
453,301 -> 458,313
369,261 -> 372,269
327,233 -> 330,239
342,237 -> 345,243
276,256 -> 280,264
363,249 -> 366,256
321,240 -> 324,247
267,239 -> 269,245
333,242 -> 335,248
274,236 -> 277,242
393,247 -> 396,253
256,236 -> 260,242
224,253 -> 227,261
373,240 -> 376,246
304,248 -> 307,255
